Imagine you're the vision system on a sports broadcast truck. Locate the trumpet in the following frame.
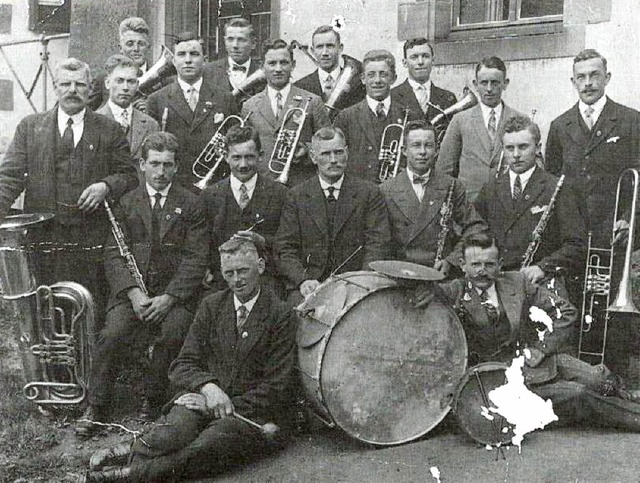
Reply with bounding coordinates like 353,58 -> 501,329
268,97 -> 311,185
578,168 -> 640,364
378,109 -> 410,182
192,112 -> 252,190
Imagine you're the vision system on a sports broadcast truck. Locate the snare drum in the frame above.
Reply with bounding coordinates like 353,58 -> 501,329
296,270 -> 468,446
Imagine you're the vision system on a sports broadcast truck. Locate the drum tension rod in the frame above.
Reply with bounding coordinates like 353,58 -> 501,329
473,370 -> 507,460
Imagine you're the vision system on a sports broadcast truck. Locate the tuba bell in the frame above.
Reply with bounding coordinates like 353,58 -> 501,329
138,45 -> 177,96
430,89 -> 478,145
0,213 -> 95,407
231,68 -> 267,101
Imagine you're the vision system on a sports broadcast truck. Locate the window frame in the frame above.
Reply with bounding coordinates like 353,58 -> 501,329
452,0 -> 563,32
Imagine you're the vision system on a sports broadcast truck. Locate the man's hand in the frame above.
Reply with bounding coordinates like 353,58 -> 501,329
132,97 -> 148,113
300,279 -> 321,298
174,392 -> 208,415
411,282 -> 435,308
142,294 -> 177,324
293,143 -> 308,162
525,347 -> 546,368
199,382 -> 234,419
77,182 -> 109,213
520,265 -> 545,284
433,259 -> 451,277
613,219 -> 630,245
127,287 -> 152,320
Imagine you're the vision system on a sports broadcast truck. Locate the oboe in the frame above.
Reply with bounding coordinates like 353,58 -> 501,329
434,179 -> 456,264
104,200 -> 148,295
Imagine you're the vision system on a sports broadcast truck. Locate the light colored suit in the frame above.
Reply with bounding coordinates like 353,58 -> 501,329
437,103 -> 524,201
96,103 -> 159,161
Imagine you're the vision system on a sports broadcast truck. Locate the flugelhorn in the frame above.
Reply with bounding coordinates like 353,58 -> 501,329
378,109 -> 410,182
578,168 -> 640,364
269,97 -> 311,185
138,45 -> 176,96
192,112 -> 252,190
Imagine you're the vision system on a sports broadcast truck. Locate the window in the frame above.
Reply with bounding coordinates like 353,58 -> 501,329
454,0 -> 563,28
28,0 -> 71,34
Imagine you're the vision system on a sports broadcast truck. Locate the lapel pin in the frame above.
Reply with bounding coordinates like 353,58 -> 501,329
214,112 -> 225,123
463,292 -> 472,301
429,200 -> 434,206
205,101 -> 214,109
89,144 -> 94,150
175,207 -> 182,214
241,331 -> 248,339
524,194 -> 530,201
596,130 -> 602,137
165,214 -> 171,220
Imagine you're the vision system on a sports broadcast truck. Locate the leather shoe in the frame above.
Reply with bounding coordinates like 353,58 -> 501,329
83,467 -> 131,482
90,443 -> 132,471
75,406 -> 109,438
138,398 -> 160,421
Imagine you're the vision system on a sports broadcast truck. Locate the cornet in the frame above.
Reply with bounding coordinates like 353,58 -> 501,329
378,109 -> 410,182
192,112 -> 252,190
268,97 -> 311,185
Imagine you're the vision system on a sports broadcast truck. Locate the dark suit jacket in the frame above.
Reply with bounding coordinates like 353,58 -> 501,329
437,103 -> 524,201
241,85 -> 331,186
104,184 -> 208,311
275,175 -> 391,289
294,64 -> 366,114
96,104 -> 159,160
147,78 -> 239,187
475,167 -> 587,274
168,288 -> 296,422
545,98 -> 640,246
333,97 -> 420,183
438,272 -> 576,384
203,58 -> 264,101
380,170 -> 486,266
391,79 -> 457,125
0,107 -> 137,224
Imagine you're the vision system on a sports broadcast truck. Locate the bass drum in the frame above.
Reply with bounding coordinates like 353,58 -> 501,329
296,270 -> 468,446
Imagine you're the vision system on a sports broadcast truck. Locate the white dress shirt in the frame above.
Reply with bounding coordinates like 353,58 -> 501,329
405,166 -> 431,202
319,175 -> 344,200
57,108 -> 86,147
475,284 -> 499,308
234,289 -> 260,316
509,165 -> 536,195
227,57 -> 251,89
407,78 -> 432,104
230,173 -> 258,206
146,182 -> 172,208
267,83 -> 292,118
366,95 -> 391,117
579,95 -> 607,128
318,60 -> 343,87
177,77 -> 203,106
479,101 -> 503,132
107,100 -> 133,127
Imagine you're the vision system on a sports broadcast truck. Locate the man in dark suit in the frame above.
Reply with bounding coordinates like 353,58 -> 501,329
294,24 -> 366,118
475,116 -> 586,287
0,58 -> 137,309
147,32 -> 238,188
392,38 -> 457,128
275,126 -> 391,304
381,120 -> 485,276
242,39 -> 330,187
438,56 -> 525,201
76,132 -> 209,436
82,233 -> 295,483
202,18 -> 265,103
334,49 -> 419,183
199,125 -> 288,295
96,55 -> 159,169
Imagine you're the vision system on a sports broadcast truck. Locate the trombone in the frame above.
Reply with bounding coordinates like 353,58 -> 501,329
578,168 -> 640,364
268,97 -> 311,185
378,109 -> 410,182
192,112 -> 252,191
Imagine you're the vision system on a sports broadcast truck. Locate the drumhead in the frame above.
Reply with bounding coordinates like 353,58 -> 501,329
318,284 -> 467,445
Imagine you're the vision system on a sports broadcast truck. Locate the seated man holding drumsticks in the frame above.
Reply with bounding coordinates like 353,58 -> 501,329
81,232 -> 296,483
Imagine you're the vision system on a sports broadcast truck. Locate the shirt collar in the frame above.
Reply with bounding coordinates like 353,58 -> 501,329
407,77 -> 432,94
366,95 -> 391,114
474,283 -> 498,303
230,173 -> 258,192
579,95 -> 607,118
234,289 -> 261,313
107,100 -> 133,119
228,57 -> 251,70
405,166 -> 431,182
58,107 -> 86,129
319,175 -> 345,191
479,101 -> 503,121
509,165 -> 536,186
267,83 -> 291,102
145,182 -> 172,199
318,60 -> 343,84
177,76 -> 203,95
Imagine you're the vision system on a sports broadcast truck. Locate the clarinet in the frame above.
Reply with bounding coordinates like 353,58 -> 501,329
434,179 -> 456,264
521,174 -> 565,268
104,200 -> 149,295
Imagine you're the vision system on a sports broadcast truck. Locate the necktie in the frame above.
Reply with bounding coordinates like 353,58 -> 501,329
375,102 -> 386,120
231,64 -> 247,73
187,87 -> 198,111
275,92 -> 283,120
237,305 -> 249,331
416,84 -> 429,114
487,109 -> 497,140
326,186 -> 337,203
62,118 -> 74,155
238,183 -> 250,210
152,192 -> 163,235
584,106 -> 595,130
479,289 -> 499,323
513,175 -> 522,200
323,74 -> 334,100
120,110 -> 130,132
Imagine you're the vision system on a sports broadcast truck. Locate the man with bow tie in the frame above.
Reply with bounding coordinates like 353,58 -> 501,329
381,120 -> 485,276
147,32 -> 238,188
97,54 -> 159,175
76,132 -> 208,436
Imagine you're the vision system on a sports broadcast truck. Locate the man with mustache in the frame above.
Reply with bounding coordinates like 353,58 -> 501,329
97,55 -> 159,169
76,132 -> 209,436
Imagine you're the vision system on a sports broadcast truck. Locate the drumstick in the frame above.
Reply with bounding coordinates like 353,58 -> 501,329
233,412 -> 280,440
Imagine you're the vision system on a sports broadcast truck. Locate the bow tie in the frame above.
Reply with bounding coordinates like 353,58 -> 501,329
412,174 -> 429,185
231,64 -> 247,73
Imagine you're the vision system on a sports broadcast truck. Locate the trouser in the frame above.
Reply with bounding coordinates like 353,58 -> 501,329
89,302 -> 194,408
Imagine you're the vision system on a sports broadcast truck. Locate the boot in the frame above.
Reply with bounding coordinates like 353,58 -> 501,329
90,443 -> 132,471
82,467 -> 131,482
75,405 -> 109,438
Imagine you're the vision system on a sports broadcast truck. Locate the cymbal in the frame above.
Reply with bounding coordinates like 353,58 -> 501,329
368,260 -> 444,281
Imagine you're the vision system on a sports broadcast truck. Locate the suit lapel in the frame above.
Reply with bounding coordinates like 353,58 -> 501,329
586,99 -> 617,154
495,275 -> 523,346
80,111 -> 99,176
408,175 -> 449,243
501,168 -> 547,232
159,186 -> 184,240
134,186 -> 153,237
462,285 -> 490,327
217,294 -> 239,359
255,88 -> 280,130
354,101 -> 380,150
167,82 -> 195,126
129,109 -> 147,157
389,172 -> 421,223
332,176 -> 359,237
306,179 -> 329,235
235,290 -> 269,356
470,106 -> 493,165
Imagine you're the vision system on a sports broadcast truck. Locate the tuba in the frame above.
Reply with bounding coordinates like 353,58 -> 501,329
430,89 -> 478,145
192,112 -> 252,190
378,109 -> 410,182
0,214 -> 95,407
231,68 -> 267,101
578,168 -> 640,364
137,45 -> 176,96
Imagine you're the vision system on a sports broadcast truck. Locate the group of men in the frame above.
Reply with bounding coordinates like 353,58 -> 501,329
2,14 -> 640,483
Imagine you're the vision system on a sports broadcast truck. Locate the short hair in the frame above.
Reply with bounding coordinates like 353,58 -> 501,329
224,18 -> 255,38
312,25 -> 341,45
312,126 -> 346,146
218,235 -> 261,260
403,38 -> 434,58
173,31 -> 203,48
262,38 -> 293,61
103,54 -> 139,76
403,120 -> 436,146
225,125 -> 262,152
53,58 -> 92,84
460,232 -> 498,256
141,131 -> 179,160
573,49 -> 608,72
475,56 -> 507,77
503,115 -> 541,145
362,49 -> 396,76
119,17 -> 150,38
